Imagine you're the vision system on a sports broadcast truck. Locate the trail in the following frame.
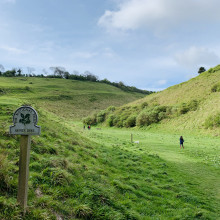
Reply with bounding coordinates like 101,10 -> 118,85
74,125 -> 220,211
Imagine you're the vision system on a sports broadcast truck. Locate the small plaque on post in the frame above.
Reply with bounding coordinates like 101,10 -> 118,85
10,106 -> 41,135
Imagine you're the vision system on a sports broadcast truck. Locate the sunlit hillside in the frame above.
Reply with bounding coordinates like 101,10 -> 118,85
0,77 -> 146,120
0,75 -> 219,219
87,65 -> 220,135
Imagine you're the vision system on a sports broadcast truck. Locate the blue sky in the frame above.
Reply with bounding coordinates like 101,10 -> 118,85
0,0 -> 220,91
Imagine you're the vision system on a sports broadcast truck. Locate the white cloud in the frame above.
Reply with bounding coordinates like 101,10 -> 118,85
98,0 -> 220,31
174,46 -> 220,69
0,45 -> 26,54
157,79 -> 167,85
70,51 -> 97,59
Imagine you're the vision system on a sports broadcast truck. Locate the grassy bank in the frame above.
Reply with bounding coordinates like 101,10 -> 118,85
0,76 -> 219,219
85,65 -> 220,136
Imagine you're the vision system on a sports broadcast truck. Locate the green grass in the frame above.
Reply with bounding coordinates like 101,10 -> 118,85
0,75 -> 220,219
89,65 -> 220,135
0,77 -> 145,119
75,124 -> 220,219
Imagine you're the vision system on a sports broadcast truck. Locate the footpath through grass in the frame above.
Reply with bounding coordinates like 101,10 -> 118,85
73,122 -> 220,219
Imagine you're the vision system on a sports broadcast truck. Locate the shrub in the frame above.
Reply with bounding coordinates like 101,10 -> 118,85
107,106 -> 116,112
136,110 -> 152,127
106,114 -> 115,127
136,106 -> 168,127
211,83 -> 220,92
97,110 -> 106,123
179,103 -> 190,114
141,102 -> 148,109
124,115 -> 137,127
204,113 -> 220,128
179,100 -> 198,114
188,100 -> 199,111
83,114 -> 97,125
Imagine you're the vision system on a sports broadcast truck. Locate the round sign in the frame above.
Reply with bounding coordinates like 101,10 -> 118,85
10,106 -> 41,135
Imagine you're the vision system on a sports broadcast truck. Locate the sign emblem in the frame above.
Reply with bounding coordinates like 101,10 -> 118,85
19,113 -> 31,125
10,106 -> 41,135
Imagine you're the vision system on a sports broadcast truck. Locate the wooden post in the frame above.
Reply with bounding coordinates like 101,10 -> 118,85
17,135 -> 31,211
131,133 -> 133,143
10,106 -> 41,212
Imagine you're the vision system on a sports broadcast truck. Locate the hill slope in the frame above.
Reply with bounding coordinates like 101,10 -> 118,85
0,77 -> 146,120
0,75 -> 219,219
87,65 -> 220,135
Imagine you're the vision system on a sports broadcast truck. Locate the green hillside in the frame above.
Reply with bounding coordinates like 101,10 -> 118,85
0,77 -> 146,120
86,65 -> 220,135
0,75 -> 219,219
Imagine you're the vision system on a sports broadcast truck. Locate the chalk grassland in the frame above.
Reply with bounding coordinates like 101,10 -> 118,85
0,77 -> 145,119
1,106 -> 220,219
130,66 -> 220,134
0,76 -> 219,219
78,125 -> 220,217
84,65 -> 220,137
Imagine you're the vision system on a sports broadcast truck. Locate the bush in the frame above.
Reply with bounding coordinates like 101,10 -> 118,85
188,100 -> 199,111
141,102 -> 148,109
136,105 -> 169,127
211,83 -> 220,92
204,113 -> 220,128
97,110 -> 106,123
106,114 -> 115,127
179,103 -> 190,114
107,106 -> 116,112
83,114 -> 97,125
124,115 -> 137,127
179,100 -> 198,114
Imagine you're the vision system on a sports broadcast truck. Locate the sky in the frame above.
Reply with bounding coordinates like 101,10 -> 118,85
0,0 -> 220,91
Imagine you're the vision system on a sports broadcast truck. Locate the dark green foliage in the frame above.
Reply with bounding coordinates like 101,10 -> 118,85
106,114 -> 115,127
179,100 -> 199,115
0,66 -> 153,95
211,83 -> 220,92
124,115 -> 137,127
83,114 -> 97,125
204,112 -> 220,128
97,110 -> 107,123
208,65 -> 220,73
198,67 -> 206,74
136,106 -> 168,126
141,102 -> 148,109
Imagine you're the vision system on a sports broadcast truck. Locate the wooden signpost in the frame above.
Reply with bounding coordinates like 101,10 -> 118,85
9,106 -> 41,212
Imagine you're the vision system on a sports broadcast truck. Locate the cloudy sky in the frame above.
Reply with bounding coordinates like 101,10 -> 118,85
0,0 -> 220,90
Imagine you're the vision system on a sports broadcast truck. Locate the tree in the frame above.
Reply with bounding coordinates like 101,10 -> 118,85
17,68 -> 22,76
198,67 -> 206,74
3,69 -> 16,77
84,71 -> 98,82
49,66 -> 66,78
64,71 -> 70,79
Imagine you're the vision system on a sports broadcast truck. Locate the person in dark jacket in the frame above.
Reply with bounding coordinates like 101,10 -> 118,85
180,136 -> 184,149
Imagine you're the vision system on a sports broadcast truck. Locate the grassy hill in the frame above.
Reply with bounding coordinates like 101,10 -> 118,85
86,65 -> 220,135
0,75 -> 219,219
0,77 -> 146,120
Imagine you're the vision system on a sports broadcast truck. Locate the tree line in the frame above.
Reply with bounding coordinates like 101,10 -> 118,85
0,65 -> 153,95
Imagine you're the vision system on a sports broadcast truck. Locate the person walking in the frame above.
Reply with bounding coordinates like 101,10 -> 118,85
180,136 -> 184,149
